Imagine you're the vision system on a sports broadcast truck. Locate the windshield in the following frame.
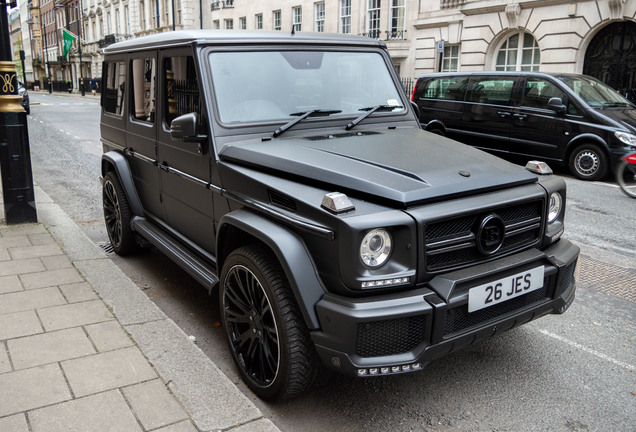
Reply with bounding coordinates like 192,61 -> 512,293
558,75 -> 632,108
209,50 -> 405,125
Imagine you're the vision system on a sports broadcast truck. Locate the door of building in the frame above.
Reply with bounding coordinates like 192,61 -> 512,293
584,21 -> 636,102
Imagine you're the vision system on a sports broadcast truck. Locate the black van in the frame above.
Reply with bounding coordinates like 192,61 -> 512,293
411,72 -> 636,181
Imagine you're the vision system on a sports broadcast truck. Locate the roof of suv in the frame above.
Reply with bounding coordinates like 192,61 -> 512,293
103,30 -> 385,54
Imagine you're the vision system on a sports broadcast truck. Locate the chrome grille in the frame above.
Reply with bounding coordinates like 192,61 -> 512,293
424,200 -> 543,272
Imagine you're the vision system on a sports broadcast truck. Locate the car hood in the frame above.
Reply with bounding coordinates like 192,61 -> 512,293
595,107 -> 636,133
219,127 -> 537,207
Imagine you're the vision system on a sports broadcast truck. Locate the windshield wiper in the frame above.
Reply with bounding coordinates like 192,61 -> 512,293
602,102 -> 631,108
345,105 -> 403,130
273,109 -> 342,137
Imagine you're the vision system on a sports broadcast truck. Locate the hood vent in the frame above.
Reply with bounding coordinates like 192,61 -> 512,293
268,190 -> 297,212
304,131 -> 382,141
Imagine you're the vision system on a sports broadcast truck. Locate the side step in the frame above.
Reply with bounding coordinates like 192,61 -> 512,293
131,216 -> 219,292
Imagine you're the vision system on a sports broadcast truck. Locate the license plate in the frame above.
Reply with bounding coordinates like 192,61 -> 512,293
468,266 -> 545,313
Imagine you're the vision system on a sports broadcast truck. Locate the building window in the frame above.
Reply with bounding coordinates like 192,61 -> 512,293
442,45 -> 459,72
224,18 -> 233,29
115,8 -> 120,34
125,5 -> 130,34
293,6 -> 302,32
107,11 -> 112,34
367,0 -> 380,39
256,13 -> 263,29
213,19 -> 220,29
388,0 -> 405,40
273,10 -> 281,30
315,2 -> 325,32
140,1 -> 146,30
339,0 -> 351,33
239,17 -> 246,29
496,31 -> 540,71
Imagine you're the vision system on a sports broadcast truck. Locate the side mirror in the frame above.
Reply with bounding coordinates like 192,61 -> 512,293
547,97 -> 566,114
170,112 -> 199,140
170,112 -> 208,154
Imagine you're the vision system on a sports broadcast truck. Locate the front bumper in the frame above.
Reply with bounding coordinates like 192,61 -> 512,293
311,238 -> 579,377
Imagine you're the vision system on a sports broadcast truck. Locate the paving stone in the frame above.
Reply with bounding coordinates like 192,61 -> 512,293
8,327 -> 96,370
0,235 -> 31,249
155,420 -> 199,432
123,379 -> 189,430
0,287 -> 66,315
0,310 -> 43,341
0,342 -> 10,373
85,320 -> 134,352
0,364 -> 71,416
41,254 -> 73,270
9,243 -> 63,260
0,224 -> 47,236
0,274 -> 22,294
28,233 -> 57,246
0,258 -> 45,277
62,346 -> 157,397
38,299 -> 113,331
231,418 -> 282,432
29,390 -> 142,432
0,247 -> 9,261
20,268 -> 83,290
0,414 -> 29,432
60,282 -> 98,303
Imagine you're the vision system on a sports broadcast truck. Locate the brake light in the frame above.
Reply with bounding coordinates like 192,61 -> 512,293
625,153 -> 636,164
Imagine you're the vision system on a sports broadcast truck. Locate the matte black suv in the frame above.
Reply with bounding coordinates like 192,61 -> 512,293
411,72 -> 636,181
100,31 -> 579,400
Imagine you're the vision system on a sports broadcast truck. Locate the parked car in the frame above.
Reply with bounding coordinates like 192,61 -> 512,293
411,71 -> 636,180
18,82 -> 29,115
100,31 -> 579,400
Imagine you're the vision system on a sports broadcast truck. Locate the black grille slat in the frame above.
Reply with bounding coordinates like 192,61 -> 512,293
356,316 -> 427,357
424,201 -> 543,272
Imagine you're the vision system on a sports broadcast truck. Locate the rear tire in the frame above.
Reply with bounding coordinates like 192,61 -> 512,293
617,160 -> 636,198
569,144 -> 607,181
102,171 -> 139,255
220,245 -> 319,401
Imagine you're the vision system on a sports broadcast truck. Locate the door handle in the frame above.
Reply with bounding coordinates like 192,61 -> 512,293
497,111 -> 511,119
514,114 -> 527,122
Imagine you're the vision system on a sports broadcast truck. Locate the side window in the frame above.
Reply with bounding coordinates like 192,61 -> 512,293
467,77 -> 515,105
522,78 -> 565,110
163,56 -> 203,130
103,61 -> 125,115
131,57 -> 156,123
422,77 -> 468,101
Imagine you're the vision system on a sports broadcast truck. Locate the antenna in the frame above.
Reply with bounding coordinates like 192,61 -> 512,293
291,26 -> 295,36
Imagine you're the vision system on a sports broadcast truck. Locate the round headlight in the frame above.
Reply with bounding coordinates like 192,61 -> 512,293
548,192 -> 562,223
360,229 -> 392,268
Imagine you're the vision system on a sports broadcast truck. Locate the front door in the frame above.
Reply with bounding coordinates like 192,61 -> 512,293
155,51 -> 216,253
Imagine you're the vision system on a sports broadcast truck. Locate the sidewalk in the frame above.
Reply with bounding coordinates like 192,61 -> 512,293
0,185 -> 280,431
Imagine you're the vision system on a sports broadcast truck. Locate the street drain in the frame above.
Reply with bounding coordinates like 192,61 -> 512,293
98,242 -> 115,254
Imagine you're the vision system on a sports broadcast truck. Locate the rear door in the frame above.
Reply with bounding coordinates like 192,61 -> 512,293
510,77 -> 567,160
460,75 -> 519,153
125,52 -> 164,220
412,75 -> 468,137
155,50 -> 216,253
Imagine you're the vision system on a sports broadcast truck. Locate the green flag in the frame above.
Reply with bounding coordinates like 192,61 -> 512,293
61,28 -> 77,57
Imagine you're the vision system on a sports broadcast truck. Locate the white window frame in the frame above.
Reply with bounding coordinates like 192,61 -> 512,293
292,6 -> 302,32
367,0 -> 381,39
442,45 -> 460,72
273,10 -> 281,30
339,0 -> 351,34
495,31 -> 541,72
314,2 -> 325,32
256,13 -> 263,29
388,0 -> 405,40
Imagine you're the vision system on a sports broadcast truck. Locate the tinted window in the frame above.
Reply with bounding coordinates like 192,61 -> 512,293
103,61 -> 125,115
163,55 -> 202,129
467,77 -> 515,105
131,57 -> 156,123
521,78 -> 564,110
420,77 -> 468,101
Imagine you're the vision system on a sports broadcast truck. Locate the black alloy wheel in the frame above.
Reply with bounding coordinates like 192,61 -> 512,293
220,245 -> 318,401
102,171 -> 138,255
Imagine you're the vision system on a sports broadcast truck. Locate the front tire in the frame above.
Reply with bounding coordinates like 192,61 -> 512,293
220,245 -> 318,401
569,144 -> 608,181
102,171 -> 138,255
617,160 -> 636,198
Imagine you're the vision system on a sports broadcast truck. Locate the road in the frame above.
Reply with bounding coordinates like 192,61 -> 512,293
23,92 -> 636,432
